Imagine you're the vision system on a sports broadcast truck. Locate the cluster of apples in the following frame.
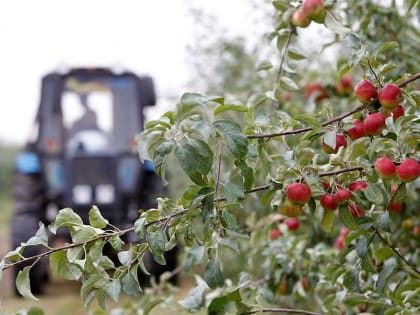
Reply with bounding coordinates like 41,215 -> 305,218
291,0 -> 325,28
320,181 -> 367,216
305,76 -> 353,105
334,227 -> 349,250
374,156 -> 420,183
269,218 -> 300,240
348,79 -> 405,139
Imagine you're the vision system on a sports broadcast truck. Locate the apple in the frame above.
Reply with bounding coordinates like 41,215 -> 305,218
349,181 -> 368,191
335,76 -> 353,96
334,235 -> 346,250
277,278 -> 288,295
320,194 -> 337,211
392,104 -> 405,121
291,7 -> 310,28
340,227 -> 350,237
305,83 -> 329,103
413,226 -> 420,237
374,156 -> 396,179
354,79 -> 377,103
286,218 -> 300,230
334,189 -> 352,205
322,134 -> 347,154
396,158 -> 420,182
389,184 -> 403,213
279,199 -> 302,217
378,83 -> 403,110
286,183 -> 312,204
363,112 -> 386,136
322,180 -> 331,190
348,203 -> 365,217
301,278 -> 310,291
303,0 -> 325,23
346,119 -> 366,140
270,228 -> 282,240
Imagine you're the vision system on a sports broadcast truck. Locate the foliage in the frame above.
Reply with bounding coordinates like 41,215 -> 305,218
1,1 -> 420,315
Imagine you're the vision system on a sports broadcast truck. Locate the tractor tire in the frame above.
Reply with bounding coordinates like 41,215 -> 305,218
139,76 -> 156,106
11,172 -> 49,296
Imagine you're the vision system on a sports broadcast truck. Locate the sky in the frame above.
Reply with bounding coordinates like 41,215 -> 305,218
0,0 -> 261,144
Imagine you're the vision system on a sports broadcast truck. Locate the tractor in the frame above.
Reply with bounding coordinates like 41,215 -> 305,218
11,68 -> 176,294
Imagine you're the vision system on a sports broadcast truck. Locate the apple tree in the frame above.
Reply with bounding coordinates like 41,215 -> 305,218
1,0 -> 419,314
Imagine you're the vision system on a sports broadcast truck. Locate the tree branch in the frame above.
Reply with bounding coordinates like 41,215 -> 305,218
373,227 -> 420,276
2,209 -> 188,271
398,72 -> 420,88
239,307 -> 321,315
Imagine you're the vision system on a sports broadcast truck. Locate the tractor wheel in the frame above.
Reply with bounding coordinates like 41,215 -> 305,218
139,76 -> 156,106
11,172 -> 49,296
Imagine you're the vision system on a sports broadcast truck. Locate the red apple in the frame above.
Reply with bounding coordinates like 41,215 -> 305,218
349,181 -> 368,191
291,7 -> 310,28
378,84 -> 403,110
346,119 -> 366,140
303,0 -> 325,22
334,235 -> 346,250
322,181 -> 331,190
363,112 -> 386,136
334,189 -> 352,205
279,200 -> 303,217
322,134 -> 347,154
348,203 -> 365,217
340,227 -> 350,237
413,226 -> 420,237
336,76 -> 353,96
396,158 -> 420,182
270,228 -> 282,240
354,79 -> 377,103
305,83 -> 329,103
392,104 -> 405,121
320,194 -> 337,211
286,218 -> 300,230
286,183 -> 312,204
374,156 -> 396,179
301,278 -> 310,291
389,184 -> 403,213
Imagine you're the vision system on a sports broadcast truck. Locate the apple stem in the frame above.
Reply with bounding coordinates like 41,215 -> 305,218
367,58 -> 383,88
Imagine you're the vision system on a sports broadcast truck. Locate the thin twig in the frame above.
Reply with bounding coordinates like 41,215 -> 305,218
398,72 -> 420,87
372,227 -> 420,276
367,59 -> 383,87
239,307 -> 321,315
2,209 -> 188,271
248,104 -> 367,140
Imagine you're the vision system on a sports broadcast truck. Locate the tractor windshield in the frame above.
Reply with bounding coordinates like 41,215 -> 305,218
62,75 -> 142,154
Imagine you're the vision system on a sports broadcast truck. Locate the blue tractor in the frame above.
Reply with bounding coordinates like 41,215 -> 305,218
11,68 -> 175,294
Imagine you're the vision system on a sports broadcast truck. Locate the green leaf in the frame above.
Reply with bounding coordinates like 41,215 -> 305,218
323,130 -> 336,149
153,141 -> 174,184
408,0 -> 419,11
376,258 -> 397,293
184,245 -> 205,271
221,210 -> 238,230
175,139 -> 213,185
272,0 -> 288,11
321,209 -> 335,232
179,282 -> 207,311
235,159 -> 254,192
54,208 -> 83,228
374,247 -> 394,264
147,229 -> 167,265
214,104 -> 248,116
356,236 -> 368,258
219,238 -> 240,254
294,114 -> 322,128
363,183 -> 387,206
105,279 -> 121,303
376,41 -> 399,56
204,259 -> 224,289
222,182 -> 245,203
287,48 -> 306,60
26,223 -> 48,247
377,211 -> 391,232
50,250 -> 82,280
121,271 -> 141,297
89,206 -> 109,229
213,120 -> 248,160
256,60 -> 273,71
324,12 -> 350,35
208,289 -> 250,315
279,76 -> 299,91
70,225 -> 100,243
27,307 -> 45,315
118,250 -> 130,266
339,206 -> 359,230
16,266 -> 39,300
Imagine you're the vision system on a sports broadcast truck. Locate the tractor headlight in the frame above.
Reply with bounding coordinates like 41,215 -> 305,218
72,185 -> 92,204
96,184 -> 115,204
